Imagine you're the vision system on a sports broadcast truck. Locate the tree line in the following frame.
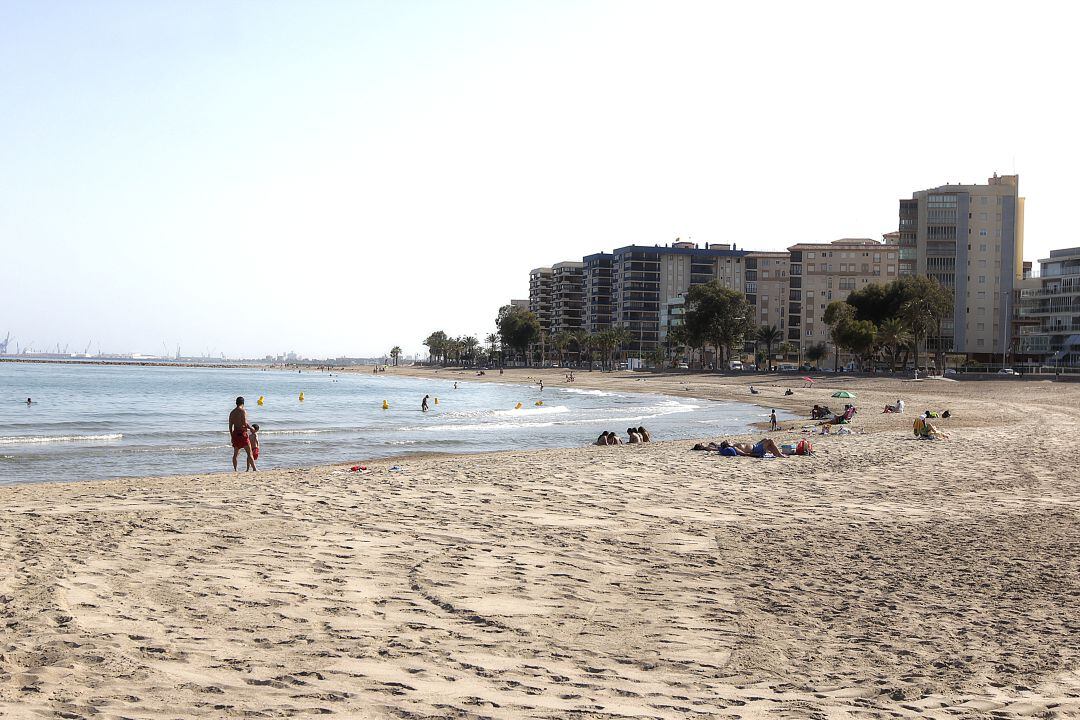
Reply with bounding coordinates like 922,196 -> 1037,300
822,274 -> 952,373
406,275 -> 952,373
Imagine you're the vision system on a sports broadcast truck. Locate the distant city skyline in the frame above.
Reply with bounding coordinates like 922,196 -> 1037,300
2,1 -> 1075,357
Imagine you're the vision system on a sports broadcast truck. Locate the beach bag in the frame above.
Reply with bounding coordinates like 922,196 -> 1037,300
795,439 -> 813,455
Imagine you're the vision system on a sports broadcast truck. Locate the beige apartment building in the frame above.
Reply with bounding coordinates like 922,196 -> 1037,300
898,173 -> 1025,357
745,251 -> 790,338
528,267 -> 554,337
551,261 -> 585,336
788,239 -> 899,363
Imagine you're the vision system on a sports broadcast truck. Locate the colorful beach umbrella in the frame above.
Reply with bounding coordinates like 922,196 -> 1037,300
831,390 -> 856,398
802,376 -> 815,383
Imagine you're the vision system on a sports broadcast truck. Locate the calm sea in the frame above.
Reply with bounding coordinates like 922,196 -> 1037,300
0,362 -> 782,485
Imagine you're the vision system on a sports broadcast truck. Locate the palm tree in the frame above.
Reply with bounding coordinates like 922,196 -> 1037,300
461,336 -> 480,367
485,333 -> 500,365
756,325 -> 783,371
569,329 -> 588,367
610,327 -> 633,369
552,332 -> 571,367
389,346 -> 402,367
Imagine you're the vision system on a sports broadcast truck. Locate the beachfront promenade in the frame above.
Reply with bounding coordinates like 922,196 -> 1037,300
0,371 -> 1077,718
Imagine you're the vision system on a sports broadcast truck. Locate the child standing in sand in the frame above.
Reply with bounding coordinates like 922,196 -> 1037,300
770,409 -> 778,431
247,424 -> 260,471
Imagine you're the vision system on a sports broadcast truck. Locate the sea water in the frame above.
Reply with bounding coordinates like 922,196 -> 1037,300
0,362 -> 786,485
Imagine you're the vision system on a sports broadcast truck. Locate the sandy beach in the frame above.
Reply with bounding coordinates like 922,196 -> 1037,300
1,370 -> 1078,719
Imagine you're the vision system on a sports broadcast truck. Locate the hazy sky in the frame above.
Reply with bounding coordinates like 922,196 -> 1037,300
2,1 -> 1076,358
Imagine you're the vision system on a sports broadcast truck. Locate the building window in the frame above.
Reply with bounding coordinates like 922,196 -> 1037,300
979,275 -> 986,284
980,229 -> 988,236
807,252 -> 816,259
977,338 -> 985,347
807,264 -> 815,272
979,244 -> 987,252
887,265 -> 895,274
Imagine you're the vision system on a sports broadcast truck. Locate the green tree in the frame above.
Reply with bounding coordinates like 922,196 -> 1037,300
823,301 -> 855,371
756,325 -> 783,371
552,332 -> 571,367
876,318 -> 910,371
685,281 -> 755,368
666,324 -> 689,366
461,336 -> 480,366
389,346 -> 402,367
423,330 -> 448,365
485,333 -> 500,365
495,305 -> 541,366
805,342 -> 827,367
647,345 -> 667,368
838,319 -> 878,371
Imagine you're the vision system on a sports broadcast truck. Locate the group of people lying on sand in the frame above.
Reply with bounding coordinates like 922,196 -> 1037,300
595,427 -> 651,445
691,438 -> 789,457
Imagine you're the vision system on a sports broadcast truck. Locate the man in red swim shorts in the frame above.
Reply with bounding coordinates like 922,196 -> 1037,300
228,396 -> 255,471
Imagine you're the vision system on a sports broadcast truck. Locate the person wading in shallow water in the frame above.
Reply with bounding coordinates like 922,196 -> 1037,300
229,396 -> 256,472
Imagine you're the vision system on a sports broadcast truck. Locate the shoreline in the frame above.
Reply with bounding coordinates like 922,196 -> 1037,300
1,368 -> 798,490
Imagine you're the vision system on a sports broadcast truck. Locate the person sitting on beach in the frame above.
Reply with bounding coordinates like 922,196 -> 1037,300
883,398 -> 904,413
229,396 -> 255,472
914,416 -> 949,440
606,430 -> 622,445
749,385 -> 759,395
811,404 -> 823,419
595,431 -> 610,446
637,426 -> 651,442
627,427 -> 642,443
718,438 -> 787,458
784,388 -> 794,396
247,423 -> 260,471
819,404 -> 857,426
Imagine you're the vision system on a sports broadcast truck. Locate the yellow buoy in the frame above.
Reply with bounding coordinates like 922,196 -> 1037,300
299,392 -> 305,402
515,402 -> 522,409
434,397 -> 439,405
535,400 -> 543,406
382,400 -> 389,410
257,396 -> 264,406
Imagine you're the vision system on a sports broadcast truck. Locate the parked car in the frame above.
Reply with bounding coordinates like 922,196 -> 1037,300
777,363 -> 797,371
799,364 -> 817,372
998,368 -> 1017,375
728,360 -> 743,371
677,362 -> 689,369
944,368 -> 957,376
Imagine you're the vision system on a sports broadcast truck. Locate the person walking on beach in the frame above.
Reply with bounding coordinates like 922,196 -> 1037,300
229,396 -> 255,472
422,395 -> 430,412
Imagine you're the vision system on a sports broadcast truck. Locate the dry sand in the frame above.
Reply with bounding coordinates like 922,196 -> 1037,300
1,369 -> 1078,719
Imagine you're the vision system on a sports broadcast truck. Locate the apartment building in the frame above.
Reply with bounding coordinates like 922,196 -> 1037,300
551,261 -> 585,336
1016,247 -> 1080,366
509,298 -> 529,309
788,239 -> 899,361
528,267 -> 553,337
583,253 -> 614,334
745,251 -> 790,337
612,242 -> 749,354
899,173 -> 1025,358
